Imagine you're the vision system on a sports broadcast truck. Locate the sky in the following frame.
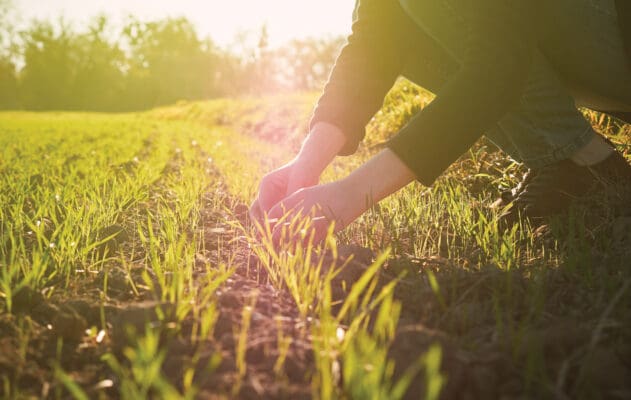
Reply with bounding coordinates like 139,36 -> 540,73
14,0 -> 356,48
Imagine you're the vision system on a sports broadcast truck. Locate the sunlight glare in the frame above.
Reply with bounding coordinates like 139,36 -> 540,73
15,0 -> 356,48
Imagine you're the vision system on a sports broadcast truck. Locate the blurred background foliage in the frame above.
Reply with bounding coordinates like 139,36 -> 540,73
0,0 -> 345,111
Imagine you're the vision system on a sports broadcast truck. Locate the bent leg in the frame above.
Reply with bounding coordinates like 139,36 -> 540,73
400,12 -> 598,169
542,0 -> 631,112
485,51 -> 598,168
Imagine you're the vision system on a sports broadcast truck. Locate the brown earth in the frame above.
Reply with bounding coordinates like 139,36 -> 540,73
3,194 -> 631,399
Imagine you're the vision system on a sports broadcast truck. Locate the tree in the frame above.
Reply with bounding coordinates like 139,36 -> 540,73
0,58 -> 18,108
10,11 -> 345,110
274,37 -> 345,91
17,15 -> 221,111
0,0 -> 12,50
19,18 -> 77,110
121,17 -> 217,109
70,15 -> 125,110
0,0 -> 18,108
253,24 -> 280,93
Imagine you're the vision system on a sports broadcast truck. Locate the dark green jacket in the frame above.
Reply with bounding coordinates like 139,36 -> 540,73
309,0 -> 631,185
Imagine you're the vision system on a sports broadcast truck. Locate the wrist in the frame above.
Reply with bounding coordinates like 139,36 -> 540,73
326,177 -> 372,228
293,152 -> 323,177
342,149 -> 415,208
295,122 -> 346,176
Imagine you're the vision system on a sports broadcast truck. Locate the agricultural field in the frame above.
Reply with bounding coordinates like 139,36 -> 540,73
1,83 -> 630,399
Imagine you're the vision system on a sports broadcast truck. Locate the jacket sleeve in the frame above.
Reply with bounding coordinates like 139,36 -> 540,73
387,1 -> 537,185
309,0 -> 417,155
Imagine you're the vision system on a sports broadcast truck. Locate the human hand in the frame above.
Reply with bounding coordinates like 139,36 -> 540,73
267,181 -> 363,246
265,148 -> 417,247
249,158 -> 320,224
250,123 -> 347,224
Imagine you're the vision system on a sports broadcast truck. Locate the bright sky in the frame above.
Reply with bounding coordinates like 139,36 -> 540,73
14,0 -> 356,48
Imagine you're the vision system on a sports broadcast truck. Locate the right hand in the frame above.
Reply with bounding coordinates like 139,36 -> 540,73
249,159 -> 319,224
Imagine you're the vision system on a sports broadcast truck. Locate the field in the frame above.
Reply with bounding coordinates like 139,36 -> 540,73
1,82 -> 631,399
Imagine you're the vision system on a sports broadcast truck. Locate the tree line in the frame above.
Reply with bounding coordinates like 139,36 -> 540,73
0,2 -> 344,111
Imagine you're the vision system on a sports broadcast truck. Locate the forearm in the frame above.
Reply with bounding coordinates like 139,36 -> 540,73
309,0 -> 415,156
265,148 -> 416,235
342,148 -> 416,218
387,4 -> 534,185
294,122 -> 346,177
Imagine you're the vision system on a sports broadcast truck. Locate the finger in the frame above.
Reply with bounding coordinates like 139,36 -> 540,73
259,192 -> 280,214
268,193 -> 305,220
271,216 -> 332,249
259,177 -> 288,212
249,198 -> 262,223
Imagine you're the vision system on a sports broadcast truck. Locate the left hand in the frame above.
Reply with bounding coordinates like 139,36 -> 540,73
249,158 -> 319,225
267,181 -> 362,246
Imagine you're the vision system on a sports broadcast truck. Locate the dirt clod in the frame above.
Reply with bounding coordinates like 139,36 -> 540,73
53,305 -> 88,342
12,286 -> 45,314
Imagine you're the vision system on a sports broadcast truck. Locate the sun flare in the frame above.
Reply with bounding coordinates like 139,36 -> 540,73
15,0 -> 355,47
